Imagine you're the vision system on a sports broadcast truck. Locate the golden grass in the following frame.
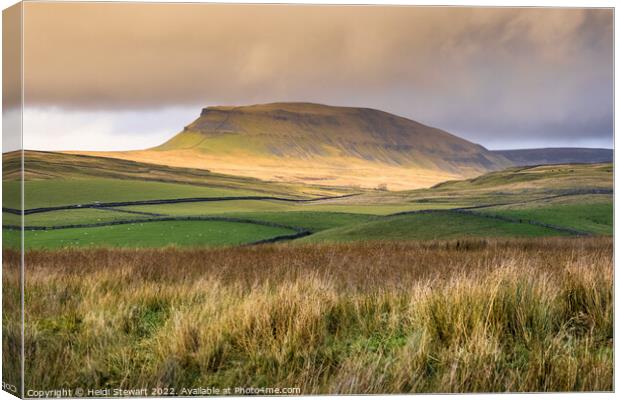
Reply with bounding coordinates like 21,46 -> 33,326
70,149 -> 461,191
3,237 -> 613,393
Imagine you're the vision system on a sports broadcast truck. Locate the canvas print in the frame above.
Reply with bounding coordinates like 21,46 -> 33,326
2,2 -> 614,397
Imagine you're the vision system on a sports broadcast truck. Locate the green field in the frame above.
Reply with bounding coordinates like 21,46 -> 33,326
2,212 -> 20,226
117,200 -> 296,215
3,178 -> 264,209
217,211 -> 376,232
120,200 -> 456,216
2,228 -> 20,249
23,208 -> 152,226
2,152 -> 613,249
15,220 -> 297,249
5,209 -> 147,229
480,200 -> 613,235
300,211 -> 569,243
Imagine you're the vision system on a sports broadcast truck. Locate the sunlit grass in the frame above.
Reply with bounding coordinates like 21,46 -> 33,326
10,237 -> 613,393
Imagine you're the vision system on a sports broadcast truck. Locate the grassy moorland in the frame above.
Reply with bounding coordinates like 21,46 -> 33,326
10,237 -> 612,393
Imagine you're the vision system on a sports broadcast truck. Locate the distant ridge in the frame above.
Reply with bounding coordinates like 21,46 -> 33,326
493,148 -> 613,166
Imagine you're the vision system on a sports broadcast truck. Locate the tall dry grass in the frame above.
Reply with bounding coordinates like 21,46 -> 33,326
5,237 -> 613,393
2,243 -> 22,396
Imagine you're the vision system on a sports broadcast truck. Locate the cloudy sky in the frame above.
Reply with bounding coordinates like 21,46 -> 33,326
6,3 -> 614,151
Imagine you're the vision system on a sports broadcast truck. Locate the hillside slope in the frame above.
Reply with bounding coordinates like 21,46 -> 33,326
73,103 -> 511,190
493,148 -> 613,166
2,151 -> 354,210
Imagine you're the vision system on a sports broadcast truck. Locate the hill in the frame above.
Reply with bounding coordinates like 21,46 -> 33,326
317,162 -> 612,207
2,150 -> 354,210
72,102 -> 512,190
492,148 -> 612,166
296,162 -> 613,242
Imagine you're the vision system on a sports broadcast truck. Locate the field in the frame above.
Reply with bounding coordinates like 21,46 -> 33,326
299,211 -> 570,243
2,152 -> 613,249
2,151 -> 352,209
478,196 -> 613,236
2,151 -> 614,394
19,221 -> 299,250
6,237 -> 612,393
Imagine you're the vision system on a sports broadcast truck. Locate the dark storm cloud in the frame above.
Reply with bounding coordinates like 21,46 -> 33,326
21,3 -> 613,148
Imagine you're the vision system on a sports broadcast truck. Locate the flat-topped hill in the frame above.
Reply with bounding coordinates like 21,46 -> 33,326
73,102 -> 512,190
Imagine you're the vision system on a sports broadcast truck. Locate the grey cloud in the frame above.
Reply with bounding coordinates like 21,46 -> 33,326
19,4 -> 613,149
